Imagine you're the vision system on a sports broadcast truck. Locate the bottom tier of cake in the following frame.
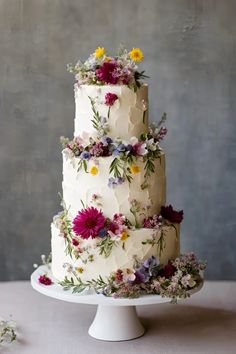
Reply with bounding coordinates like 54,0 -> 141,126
51,221 -> 180,282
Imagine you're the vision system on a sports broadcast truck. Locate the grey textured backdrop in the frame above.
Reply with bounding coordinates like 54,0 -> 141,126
0,0 -> 235,281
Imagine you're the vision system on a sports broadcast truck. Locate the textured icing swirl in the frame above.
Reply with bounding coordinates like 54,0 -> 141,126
74,84 -> 149,140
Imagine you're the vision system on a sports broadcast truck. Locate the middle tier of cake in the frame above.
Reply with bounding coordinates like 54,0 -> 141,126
62,150 -> 166,224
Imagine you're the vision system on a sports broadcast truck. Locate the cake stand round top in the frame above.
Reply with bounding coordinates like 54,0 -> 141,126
31,265 -> 203,307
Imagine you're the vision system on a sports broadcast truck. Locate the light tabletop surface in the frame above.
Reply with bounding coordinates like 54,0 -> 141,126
0,280 -> 236,354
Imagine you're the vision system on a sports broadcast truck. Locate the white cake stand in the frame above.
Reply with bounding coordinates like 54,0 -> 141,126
31,265 -> 203,341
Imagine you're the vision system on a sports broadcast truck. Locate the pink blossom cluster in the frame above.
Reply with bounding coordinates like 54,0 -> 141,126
100,253 -> 206,299
143,214 -> 162,228
130,137 -> 147,156
108,213 -> 127,237
96,60 -> 135,85
104,92 -> 118,106
38,274 -> 53,286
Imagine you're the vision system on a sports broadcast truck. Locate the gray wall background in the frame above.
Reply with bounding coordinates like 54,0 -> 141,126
0,0 -> 235,281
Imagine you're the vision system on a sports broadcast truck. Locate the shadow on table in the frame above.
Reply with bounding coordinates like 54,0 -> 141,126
139,304 -> 236,338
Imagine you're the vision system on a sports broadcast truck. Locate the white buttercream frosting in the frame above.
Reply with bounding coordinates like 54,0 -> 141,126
50,81 -> 182,285
74,84 -> 149,140
62,150 -> 166,223
51,221 -> 180,282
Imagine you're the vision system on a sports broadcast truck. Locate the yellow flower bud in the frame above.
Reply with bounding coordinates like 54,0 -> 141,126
76,267 -> 84,274
90,166 -> 99,175
120,230 -> 129,241
130,164 -> 141,174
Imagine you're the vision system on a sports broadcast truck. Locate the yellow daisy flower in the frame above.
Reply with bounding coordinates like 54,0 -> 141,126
76,267 -> 84,274
129,48 -> 144,62
120,230 -> 129,241
130,164 -> 141,174
90,165 -> 99,175
94,47 -> 105,59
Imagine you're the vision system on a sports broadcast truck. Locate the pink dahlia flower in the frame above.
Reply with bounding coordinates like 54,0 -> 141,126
105,92 -> 118,106
96,61 -> 119,84
72,207 -> 105,239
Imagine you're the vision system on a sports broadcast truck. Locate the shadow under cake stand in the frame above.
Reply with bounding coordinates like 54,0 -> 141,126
31,265 -> 203,341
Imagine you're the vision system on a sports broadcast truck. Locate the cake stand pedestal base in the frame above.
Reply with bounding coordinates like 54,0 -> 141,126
31,265 -> 203,342
89,305 -> 144,341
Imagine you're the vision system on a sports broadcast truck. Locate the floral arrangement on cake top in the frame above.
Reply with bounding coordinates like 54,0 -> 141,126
67,46 -> 148,90
59,253 -> 206,302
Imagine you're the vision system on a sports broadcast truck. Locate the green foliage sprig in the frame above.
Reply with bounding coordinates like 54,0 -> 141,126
142,227 -> 166,257
88,96 -> 109,137
97,236 -> 118,258
59,275 -> 107,294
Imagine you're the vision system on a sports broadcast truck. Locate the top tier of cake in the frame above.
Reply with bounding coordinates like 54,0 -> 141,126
74,84 -> 149,140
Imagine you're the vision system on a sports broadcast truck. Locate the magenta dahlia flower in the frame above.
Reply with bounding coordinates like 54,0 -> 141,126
72,207 -> 105,239
105,92 -> 118,106
160,205 -> 184,224
96,61 -> 119,84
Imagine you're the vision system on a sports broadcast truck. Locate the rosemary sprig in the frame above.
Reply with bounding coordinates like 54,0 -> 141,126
109,157 -> 123,178
142,227 -> 166,257
88,96 -> 108,136
88,96 -> 101,131
59,275 -> 107,294
77,158 -> 88,173
97,236 -> 117,258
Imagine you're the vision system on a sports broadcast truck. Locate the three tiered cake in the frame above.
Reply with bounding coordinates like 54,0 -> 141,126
49,47 -> 205,300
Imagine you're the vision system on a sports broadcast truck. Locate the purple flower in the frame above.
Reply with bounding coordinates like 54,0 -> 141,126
143,256 -> 158,269
96,61 -> 119,84
157,126 -> 168,141
98,228 -> 108,238
112,143 -> 127,156
80,151 -> 91,160
108,177 -> 125,188
100,136 -> 113,146
90,142 -> 110,157
105,92 -> 118,106
134,267 -> 149,283
142,256 -> 160,277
